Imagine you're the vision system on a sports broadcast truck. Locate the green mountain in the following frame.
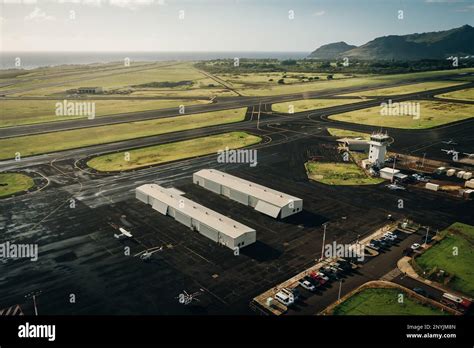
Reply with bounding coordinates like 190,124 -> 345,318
308,42 -> 356,59
308,25 -> 474,61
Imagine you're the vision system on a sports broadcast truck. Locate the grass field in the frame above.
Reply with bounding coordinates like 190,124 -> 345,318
227,68 -> 474,97
0,108 -> 247,160
332,288 -> 448,315
0,173 -> 35,197
271,98 -> 361,113
87,132 -> 261,171
0,99 -> 210,127
305,161 -> 383,185
436,87 -> 474,102
326,128 -> 370,139
414,222 -> 474,297
329,100 -> 474,129
3,62 -> 238,98
339,80 -> 468,97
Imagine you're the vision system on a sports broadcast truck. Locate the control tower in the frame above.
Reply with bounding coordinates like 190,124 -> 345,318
368,132 -> 390,165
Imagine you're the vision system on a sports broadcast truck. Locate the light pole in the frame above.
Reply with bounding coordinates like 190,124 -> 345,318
25,290 -> 42,316
424,226 -> 430,246
319,222 -> 328,262
338,280 -> 343,301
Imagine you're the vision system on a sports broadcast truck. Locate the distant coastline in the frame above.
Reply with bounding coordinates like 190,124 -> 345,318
0,51 -> 309,70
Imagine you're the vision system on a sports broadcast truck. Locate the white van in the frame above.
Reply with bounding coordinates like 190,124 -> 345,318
275,291 -> 294,306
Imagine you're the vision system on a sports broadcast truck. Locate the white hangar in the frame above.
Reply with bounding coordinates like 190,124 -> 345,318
136,184 -> 256,250
193,169 -> 303,219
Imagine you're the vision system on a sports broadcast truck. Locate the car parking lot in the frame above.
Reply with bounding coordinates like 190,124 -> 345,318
282,227 -> 434,315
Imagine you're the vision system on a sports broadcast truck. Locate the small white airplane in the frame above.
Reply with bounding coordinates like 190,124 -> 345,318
139,246 -> 163,260
442,139 -> 457,145
114,227 -> 133,239
463,152 -> 474,159
441,149 -> 459,155
177,290 -> 202,305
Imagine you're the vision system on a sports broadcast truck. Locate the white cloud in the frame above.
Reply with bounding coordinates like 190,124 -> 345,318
313,10 -> 326,16
455,4 -> 474,11
24,7 -> 56,21
425,0 -> 464,3
25,7 -> 56,22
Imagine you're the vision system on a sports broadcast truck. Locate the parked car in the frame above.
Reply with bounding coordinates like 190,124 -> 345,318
309,271 -> 328,285
298,278 -> 317,292
321,267 -> 339,280
329,262 -> 344,272
411,243 -> 421,250
384,232 -> 398,241
367,242 -> 380,251
334,260 -> 352,271
281,287 -> 300,301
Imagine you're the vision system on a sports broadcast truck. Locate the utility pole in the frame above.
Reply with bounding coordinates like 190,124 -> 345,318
338,280 -> 343,301
25,290 -> 42,316
257,102 -> 261,130
391,155 -> 397,183
319,223 -> 328,262
421,153 -> 426,168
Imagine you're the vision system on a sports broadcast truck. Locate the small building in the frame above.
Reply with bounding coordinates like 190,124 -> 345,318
136,184 -> 256,250
425,182 -> 439,191
193,169 -> 303,219
446,169 -> 456,177
379,167 -> 399,180
336,138 -> 369,152
77,87 -> 103,94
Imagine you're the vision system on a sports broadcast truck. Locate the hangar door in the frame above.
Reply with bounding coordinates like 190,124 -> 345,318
152,200 -> 168,215
230,189 -> 249,205
175,211 -> 192,227
255,200 -> 280,218
204,179 -> 221,194
199,224 -> 219,242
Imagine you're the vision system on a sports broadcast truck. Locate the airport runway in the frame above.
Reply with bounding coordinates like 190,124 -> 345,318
1,77 -> 471,139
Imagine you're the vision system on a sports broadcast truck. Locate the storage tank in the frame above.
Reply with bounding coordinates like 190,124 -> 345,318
457,171 -> 466,179
446,169 -> 456,177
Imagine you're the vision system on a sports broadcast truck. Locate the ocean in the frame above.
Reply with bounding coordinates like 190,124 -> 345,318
0,51 -> 309,70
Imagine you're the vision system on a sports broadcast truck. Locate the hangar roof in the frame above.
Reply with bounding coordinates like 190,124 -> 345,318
194,169 -> 302,208
136,184 -> 255,238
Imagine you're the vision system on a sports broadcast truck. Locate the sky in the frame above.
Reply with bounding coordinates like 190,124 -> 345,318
0,0 -> 473,52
